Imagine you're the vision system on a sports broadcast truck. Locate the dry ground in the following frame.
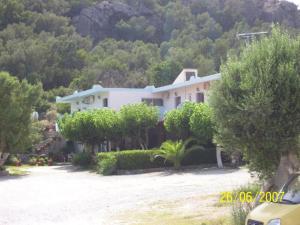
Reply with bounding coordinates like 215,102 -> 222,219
0,165 -> 252,225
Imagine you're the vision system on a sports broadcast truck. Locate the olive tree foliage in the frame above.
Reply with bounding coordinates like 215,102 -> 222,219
0,72 -> 41,154
119,103 -> 159,149
210,28 -> 300,186
58,109 -> 121,150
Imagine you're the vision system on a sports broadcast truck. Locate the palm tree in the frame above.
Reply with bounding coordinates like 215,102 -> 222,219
153,139 -> 202,169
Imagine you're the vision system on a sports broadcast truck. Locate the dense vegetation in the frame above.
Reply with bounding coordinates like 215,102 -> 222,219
0,72 -> 41,153
210,29 -> 300,188
97,147 -> 216,175
1,0 -> 299,115
58,103 -> 159,150
164,102 -> 214,145
1,0 -> 299,157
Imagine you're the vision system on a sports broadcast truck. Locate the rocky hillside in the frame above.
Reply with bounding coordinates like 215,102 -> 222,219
73,0 -> 300,44
0,0 -> 300,113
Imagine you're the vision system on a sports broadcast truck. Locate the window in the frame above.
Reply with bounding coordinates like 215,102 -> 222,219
175,96 -> 181,108
142,98 -> 164,106
196,92 -> 204,103
103,98 -> 108,107
82,95 -> 95,104
153,99 -> 163,106
281,175 -> 300,204
186,72 -> 196,81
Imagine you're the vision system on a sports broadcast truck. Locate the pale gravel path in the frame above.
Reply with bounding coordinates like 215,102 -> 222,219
0,165 -> 251,225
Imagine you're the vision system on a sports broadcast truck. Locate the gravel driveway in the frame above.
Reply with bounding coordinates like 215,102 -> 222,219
0,165 -> 251,225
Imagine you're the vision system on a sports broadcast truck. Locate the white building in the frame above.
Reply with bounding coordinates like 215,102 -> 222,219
56,69 -> 221,117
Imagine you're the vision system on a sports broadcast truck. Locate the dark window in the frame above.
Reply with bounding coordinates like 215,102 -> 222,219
186,72 -> 196,81
103,98 -> 108,107
142,98 -> 152,105
196,92 -> 204,103
153,99 -> 163,106
142,98 -> 163,106
175,96 -> 181,108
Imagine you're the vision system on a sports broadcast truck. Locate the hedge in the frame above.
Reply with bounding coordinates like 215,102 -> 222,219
97,148 -> 216,175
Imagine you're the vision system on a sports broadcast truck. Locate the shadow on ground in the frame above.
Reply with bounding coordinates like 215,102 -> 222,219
52,163 -> 95,173
0,173 -> 29,182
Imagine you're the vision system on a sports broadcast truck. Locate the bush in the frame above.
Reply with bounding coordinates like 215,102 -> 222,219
116,150 -> 166,170
97,154 -> 118,175
72,152 -> 93,167
28,157 -> 37,166
37,157 -> 47,166
97,150 -> 167,175
230,184 -> 260,225
182,147 -> 216,165
6,155 -> 20,166
97,148 -> 217,175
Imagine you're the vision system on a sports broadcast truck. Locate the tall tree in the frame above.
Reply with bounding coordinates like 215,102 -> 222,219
0,72 -> 41,154
210,28 -> 300,189
120,103 -> 159,149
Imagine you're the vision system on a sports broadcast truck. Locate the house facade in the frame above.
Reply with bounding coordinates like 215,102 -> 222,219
56,69 -> 221,117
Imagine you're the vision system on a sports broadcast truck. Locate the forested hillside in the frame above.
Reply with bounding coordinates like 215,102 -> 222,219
0,0 -> 299,112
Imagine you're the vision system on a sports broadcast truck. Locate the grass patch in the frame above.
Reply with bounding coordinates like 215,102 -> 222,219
116,195 -> 231,225
118,210 -> 231,225
5,165 -> 31,176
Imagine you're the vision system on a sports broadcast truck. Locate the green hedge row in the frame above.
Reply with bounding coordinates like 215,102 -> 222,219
97,148 -> 216,175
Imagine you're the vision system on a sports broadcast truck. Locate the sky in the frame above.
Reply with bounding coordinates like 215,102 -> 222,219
286,0 -> 300,7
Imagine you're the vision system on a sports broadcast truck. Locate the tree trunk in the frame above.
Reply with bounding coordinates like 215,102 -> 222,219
0,152 -> 9,167
0,132 -> 7,153
216,147 -> 223,168
273,152 -> 300,190
145,128 -> 149,149
255,151 -> 300,206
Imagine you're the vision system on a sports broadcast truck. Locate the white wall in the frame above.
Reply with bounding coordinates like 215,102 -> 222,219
108,91 -> 163,111
161,81 -> 211,113
69,80 -> 213,115
70,92 -> 109,113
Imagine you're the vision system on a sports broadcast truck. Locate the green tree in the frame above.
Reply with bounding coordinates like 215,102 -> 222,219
0,72 -> 40,153
0,0 -> 25,29
120,103 -> 159,149
58,109 -> 121,151
210,28 -> 300,188
189,103 -> 214,145
164,102 -> 196,139
149,60 -> 182,86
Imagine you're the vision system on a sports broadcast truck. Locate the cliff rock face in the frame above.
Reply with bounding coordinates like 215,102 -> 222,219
73,1 -> 159,43
262,0 -> 300,27
73,0 -> 300,43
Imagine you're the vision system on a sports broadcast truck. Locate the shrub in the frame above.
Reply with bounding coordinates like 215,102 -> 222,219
116,150 -> 165,170
37,157 -> 47,166
6,155 -> 20,166
153,139 -> 201,169
97,154 -> 117,175
72,152 -> 93,167
97,150 -> 166,175
28,157 -> 37,166
97,148 -> 217,175
230,184 -> 260,225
